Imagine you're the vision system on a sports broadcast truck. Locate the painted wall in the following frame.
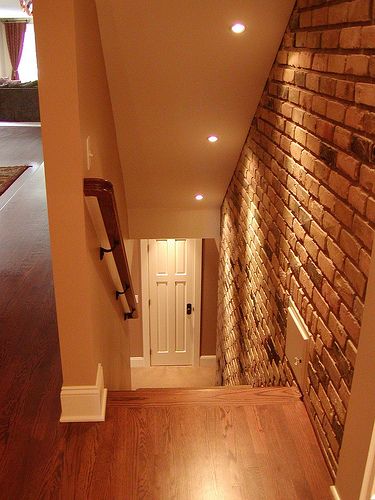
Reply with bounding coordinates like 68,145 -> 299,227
130,238 -> 218,358
217,0 -> 375,478
34,0 -> 132,389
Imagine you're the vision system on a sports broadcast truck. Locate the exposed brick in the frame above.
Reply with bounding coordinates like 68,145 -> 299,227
351,135 -> 374,164
348,0 -> 371,22
335,80 -> 355,102
327,380 -> 347,425
334,272 -> 355,308
318,251 -> 336,283
336,152 -> 360,180
362,26 -> 375,48
328,55 -> 347,74
345,106 -> 365,131
328,4 -> 348,25
344,258 -> 367,297
340,303 -> 361,346
329,171 -> 350,200
339,27 -> 361,49
322,279 -> 341,315
355,83 -> 375,107
333,127 -> 352,151
340,229 -> 361,262
323,212 -> 341,241
328,312 -> 347,349
327,237 -> 345,271
348,186 -> 368,214
345,55 -> 369,77
360,164 -> 375,194
333,199 -> 354,228
321,29 -> 340,49
352,213 -> 374,250
366,196 -> 375,223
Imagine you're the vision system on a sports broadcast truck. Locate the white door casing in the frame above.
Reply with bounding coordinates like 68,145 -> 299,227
141,239 -> 202,367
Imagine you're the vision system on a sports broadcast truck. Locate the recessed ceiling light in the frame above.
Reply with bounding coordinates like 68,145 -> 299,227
231,23 -> 246,34
195,194 -> 204,201
208,135 -> 218,143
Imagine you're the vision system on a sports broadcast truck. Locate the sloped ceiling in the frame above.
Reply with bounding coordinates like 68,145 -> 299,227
96,0 -> 294,238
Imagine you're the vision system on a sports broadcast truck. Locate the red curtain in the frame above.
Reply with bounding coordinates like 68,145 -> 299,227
4,22 -> 27,80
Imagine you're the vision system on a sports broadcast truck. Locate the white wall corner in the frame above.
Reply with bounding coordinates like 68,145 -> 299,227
200,355 -> 216,367
330,485 -> 341,500
130,356 -> 145,368
60,363 -> 108,423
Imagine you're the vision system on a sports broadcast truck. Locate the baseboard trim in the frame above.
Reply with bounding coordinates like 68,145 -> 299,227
200,355 -> 216,367
330,485 -> 341,500
60,363 -> 107,422
130,356 -> 146,368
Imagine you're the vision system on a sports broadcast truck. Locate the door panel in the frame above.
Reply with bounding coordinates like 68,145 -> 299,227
149,238 -> 197,365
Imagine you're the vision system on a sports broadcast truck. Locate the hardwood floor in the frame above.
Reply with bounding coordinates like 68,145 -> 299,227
0,126 -> 332,499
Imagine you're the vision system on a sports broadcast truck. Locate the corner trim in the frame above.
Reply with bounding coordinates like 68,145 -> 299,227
200,355 -> 216,367
130,356 -> 146,368
60,363 -> 107,422
330,486 -> 341,500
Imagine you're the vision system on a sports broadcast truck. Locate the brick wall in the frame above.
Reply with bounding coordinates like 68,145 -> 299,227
217,0 -> 375,476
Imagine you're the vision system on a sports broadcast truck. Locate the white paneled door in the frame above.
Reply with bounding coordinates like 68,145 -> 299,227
148,239 -> 201,366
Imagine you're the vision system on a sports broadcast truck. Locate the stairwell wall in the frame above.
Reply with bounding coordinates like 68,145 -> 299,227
217,0 -> 375,477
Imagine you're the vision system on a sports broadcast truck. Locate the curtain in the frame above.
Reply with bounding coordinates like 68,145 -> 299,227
4,22 -> 27,80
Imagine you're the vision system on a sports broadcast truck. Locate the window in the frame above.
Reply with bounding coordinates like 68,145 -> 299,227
18,23 -> 38,82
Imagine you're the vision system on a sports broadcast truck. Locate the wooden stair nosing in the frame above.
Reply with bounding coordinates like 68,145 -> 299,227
107,386 -> 301,407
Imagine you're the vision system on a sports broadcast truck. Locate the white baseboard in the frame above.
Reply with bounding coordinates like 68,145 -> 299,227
60,363 -> 107,422
330,485 -> 341,500
200,355 -> 216,367
130,356 -> 146,368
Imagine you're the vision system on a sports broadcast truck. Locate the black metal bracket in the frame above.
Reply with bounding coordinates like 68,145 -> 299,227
115,285 -> 129,300
99,241 -> 119,261
124,308 -> 136,320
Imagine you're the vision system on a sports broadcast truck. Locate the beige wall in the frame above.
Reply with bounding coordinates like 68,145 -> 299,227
130,238 -> 218,358
34,0 -> 131,389
200,239 -> 219,356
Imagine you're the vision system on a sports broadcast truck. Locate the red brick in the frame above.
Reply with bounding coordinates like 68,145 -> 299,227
326,101 -> 347,123
300,10 -> 312,28
340,229 -> 361,262
335,80 -> 355,102
362,112 -> 375,135
296,32 -> 307,48
348,0 -> 371,22
355,83 -> 375,107
360,164 -> 375,194
333,199 -> 354,228
344,258 -> 367,297
328,4 -> 349,25
334,272 -> 356,308
336,152 -> 360,180
328,312 -> 347,349
345,106 -> 365,131
323,212 -> 341,241
319,252 -> 336,284
312,6 -> 328,26
329,171 -> 350,200
345,339 -> 357,368
323,279 -> 341,315
313,288 -> 330,321
321,29 -> 340,49
306,73 -> 320,92
340,303 -> 361,346
345,55 -> 369,76
309,197 -> 324,222
340,27 -> 362,48
319,185 -> 336,210
320,77 -> 336,97
366,196 -> 375,223
362,26 -> 375,48
316,119 -> 335,141
328,55 -> 347,74
305,234 -> 320,261
312,95 -> 328,115
359,248 -> 371,276
327,237 -> 345,271
333,127 -> 352,151
352,214 -> 374,250
348,186 -> 368,215
317,317 -> 333,348
306,31 -> 322,49
300,267 -> 314,297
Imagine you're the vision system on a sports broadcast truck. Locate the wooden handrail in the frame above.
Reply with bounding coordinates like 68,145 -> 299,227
84,178 -> 138,319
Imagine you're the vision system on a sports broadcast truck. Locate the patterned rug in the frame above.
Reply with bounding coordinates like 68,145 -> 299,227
0,166 -> 30,196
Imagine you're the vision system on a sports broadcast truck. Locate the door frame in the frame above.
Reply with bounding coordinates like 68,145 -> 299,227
140,239 -> 202,367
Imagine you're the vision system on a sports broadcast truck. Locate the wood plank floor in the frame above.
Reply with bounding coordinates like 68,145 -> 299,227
0,127 -> 332,499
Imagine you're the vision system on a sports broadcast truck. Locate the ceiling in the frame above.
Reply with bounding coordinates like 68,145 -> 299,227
98,1 -> 294,237
0,0 -> 29,18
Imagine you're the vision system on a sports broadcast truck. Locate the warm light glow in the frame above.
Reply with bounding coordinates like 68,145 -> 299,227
207,135 -> 218,143
231,23 -> 246,34
195,194 -> 204,201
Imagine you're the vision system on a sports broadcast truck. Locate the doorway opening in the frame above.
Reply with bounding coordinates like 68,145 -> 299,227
127,238 -> 219,389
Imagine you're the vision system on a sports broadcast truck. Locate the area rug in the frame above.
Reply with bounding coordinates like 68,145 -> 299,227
0,166 -> 30,196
